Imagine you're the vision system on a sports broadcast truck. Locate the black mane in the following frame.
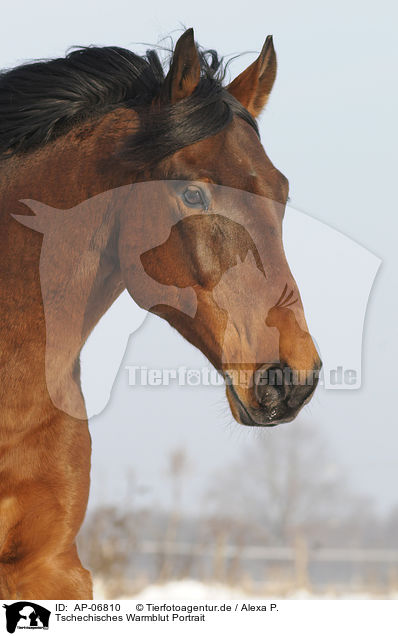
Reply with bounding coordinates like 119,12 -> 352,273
0,43 -> 258,168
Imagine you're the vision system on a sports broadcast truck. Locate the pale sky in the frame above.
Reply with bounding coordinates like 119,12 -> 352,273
1,0 -> 397,514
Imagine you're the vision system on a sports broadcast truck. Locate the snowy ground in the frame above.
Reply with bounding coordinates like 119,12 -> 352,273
93,578 -> 398,600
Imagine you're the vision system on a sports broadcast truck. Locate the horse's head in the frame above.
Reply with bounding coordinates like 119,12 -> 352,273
118,29 -> 321,426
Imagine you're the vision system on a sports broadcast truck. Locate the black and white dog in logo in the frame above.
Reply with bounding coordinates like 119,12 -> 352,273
2,602 -> 50,633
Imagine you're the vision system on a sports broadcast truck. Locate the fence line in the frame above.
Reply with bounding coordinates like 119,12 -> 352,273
139,541 -> 398,564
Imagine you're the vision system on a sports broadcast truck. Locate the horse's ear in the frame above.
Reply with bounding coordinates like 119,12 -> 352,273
227,35 -> 277,118
161,28 -> 201,104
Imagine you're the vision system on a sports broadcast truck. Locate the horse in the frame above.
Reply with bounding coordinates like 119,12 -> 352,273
0,28 -> 321,599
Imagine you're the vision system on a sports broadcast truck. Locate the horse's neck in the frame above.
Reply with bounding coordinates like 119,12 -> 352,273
0,110 -> 138,425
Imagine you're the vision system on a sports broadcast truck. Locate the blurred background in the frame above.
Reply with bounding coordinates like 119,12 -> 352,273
79,426 -> 398,599
1,0 -> 397,598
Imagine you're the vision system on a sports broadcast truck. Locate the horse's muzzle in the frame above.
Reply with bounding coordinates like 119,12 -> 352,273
226,362 -> 321,426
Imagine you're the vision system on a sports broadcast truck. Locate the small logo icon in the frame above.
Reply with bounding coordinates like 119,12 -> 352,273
2,602 -> 50,633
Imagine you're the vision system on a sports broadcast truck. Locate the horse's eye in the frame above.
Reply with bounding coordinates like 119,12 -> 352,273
183,186 -> 206,208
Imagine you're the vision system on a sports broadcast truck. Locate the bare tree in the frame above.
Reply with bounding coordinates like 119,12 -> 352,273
156,447 -> 190,581
205,421 -> 369,545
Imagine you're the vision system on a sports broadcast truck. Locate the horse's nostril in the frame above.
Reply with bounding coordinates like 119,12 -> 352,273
254,365 -> 287,406
287,382 -> 316,409
257,383 -> 284,407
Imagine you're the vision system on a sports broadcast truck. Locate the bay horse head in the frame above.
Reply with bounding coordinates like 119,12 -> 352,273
115,29 -> 321,425
9,28 -> 321,427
